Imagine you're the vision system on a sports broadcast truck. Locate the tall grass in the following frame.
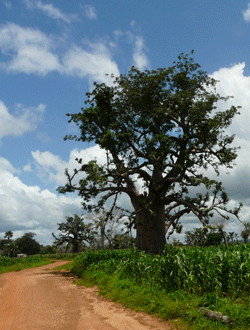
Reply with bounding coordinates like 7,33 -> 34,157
71,245 -> 250,329
72,244 -> 250,297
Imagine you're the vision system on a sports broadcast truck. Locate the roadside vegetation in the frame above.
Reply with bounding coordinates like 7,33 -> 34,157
1,243 -> 250,329
0,253 -> 76,274
0,255 -> 55,274
69,245 -> 250,330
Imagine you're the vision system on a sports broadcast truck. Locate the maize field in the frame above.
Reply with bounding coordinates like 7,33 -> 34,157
71,244 -> 250,297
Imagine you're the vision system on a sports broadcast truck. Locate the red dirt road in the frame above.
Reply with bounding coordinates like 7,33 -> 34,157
0,260 -> 180,330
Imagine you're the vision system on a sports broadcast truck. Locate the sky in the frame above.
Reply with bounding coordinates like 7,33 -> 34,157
1,0 -> 250,245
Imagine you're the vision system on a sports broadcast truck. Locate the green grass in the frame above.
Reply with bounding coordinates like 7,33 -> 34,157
0,255 -> 55,274
70,246 -> 250,330
52,262 -> 73,272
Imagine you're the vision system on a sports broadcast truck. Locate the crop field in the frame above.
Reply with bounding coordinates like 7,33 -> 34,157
71,245 -> 250,329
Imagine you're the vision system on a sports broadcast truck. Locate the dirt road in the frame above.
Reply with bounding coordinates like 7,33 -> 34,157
0,260 -> 180,330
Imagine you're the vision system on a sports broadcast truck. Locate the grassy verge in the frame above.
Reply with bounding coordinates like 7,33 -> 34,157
0,253 -> 79,274
69,247 -> 250,330
0,255 -> 55,274
52,262 -> 73,272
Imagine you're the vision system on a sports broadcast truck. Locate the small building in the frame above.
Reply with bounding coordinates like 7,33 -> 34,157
17,253 -> 27,258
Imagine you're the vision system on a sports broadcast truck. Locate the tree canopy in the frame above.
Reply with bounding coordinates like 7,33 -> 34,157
58,52 -> 242,254
15,232 -> 41,255
52,214 -> 93,253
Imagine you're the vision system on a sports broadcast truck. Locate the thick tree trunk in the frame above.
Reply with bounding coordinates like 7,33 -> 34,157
135,203 -> 166,254
72,240 -> 79,253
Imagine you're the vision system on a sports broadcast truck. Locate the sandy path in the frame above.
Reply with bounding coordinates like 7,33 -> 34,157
0,260 -> 180,330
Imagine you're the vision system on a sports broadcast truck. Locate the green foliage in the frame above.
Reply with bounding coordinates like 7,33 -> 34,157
72,245 -> 250,297
15,232 -> 41,255
59,51 -> 242,254
4,231 -> 13,240
72,246 -> 250,329
52,214 -> 93,253
0,255 -> 53,273
111,233 -> 136,249
39,245 -> 57,254
241,222 -> 250,243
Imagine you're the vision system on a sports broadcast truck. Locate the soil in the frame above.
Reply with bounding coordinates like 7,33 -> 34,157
0,260 -> 181,330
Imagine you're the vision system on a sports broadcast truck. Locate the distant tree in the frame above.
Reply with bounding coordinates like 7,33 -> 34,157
171,238 -> 184,247
185,226 -> 224,246
1,231 -> 14,256
4,231 -> 13,240
216,221 -> 228,245
185,227 -> 208,246
52,214 -> 93,253
0,238 -> 8,251
58,51 -> 242,254
87,208 -> 126,249
15,232 -> 41,255
112,233 -> 136,249
205,232 -> 223,246
227,231 -> 238,244
40,245 -> 57,254
241,222 -> 250,244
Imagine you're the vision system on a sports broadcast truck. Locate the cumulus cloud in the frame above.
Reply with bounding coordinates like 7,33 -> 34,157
211,62 -> 250,140
0,22 -> 119,84
126,23 -> 150,70
243,3 -> 250,22
0,22 -> 150,83
0,100 -> 45,140
81,4 -> 97,20
23,0 -> 78,23
0,158 -> 83,245
0,23 -> 61,75
31,145 -> 108,186
132,35 -> 149,70
185,63 -> 250,234
62,42 -> 120,85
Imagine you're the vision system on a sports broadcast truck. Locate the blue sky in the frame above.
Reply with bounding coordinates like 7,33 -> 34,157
1,0 -> 250,245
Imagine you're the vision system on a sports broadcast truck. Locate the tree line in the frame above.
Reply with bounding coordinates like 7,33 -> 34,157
1,213 -> 249,257
0,209 -> 136,256
183,221 -> 250,246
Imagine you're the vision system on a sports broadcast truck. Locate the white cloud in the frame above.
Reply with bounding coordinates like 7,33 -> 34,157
62,43 -> 120,85
23,0 -> 78,23
0,100 -> 45,140
0,158 -> 19,174
0,158 -> 83,245
31,145 -> 108,186
211,62 -> 250,140
126,21 -> 150,70
132,35 -> 149,70
0,22 -> 150,83
0,23 -> 119,84
243,3 -> 250,22
0,23 -> 61,75
191,63 -> 250,229
23,163 -> 33,172
31,150 -> 68,185
81,4 -> 97,20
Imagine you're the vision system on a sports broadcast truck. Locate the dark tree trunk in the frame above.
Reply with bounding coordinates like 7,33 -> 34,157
72,240 -> 79,253
135,203 -> 166,254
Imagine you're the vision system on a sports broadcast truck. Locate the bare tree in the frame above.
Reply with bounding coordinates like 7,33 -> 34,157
86,207 -> 126,249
